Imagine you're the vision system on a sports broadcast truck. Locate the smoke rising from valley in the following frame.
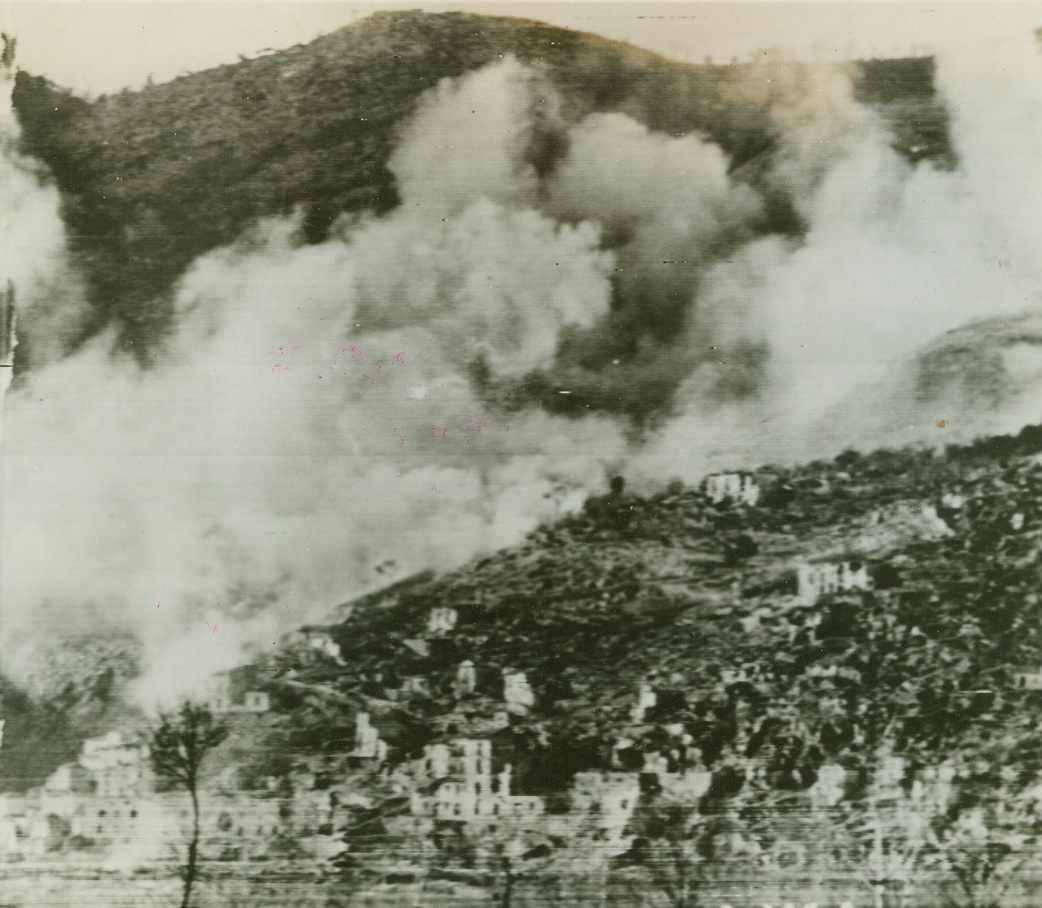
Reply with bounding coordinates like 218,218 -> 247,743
3,34 -> 1042,703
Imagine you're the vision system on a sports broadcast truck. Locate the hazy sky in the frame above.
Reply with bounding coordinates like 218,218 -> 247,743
6,1 -> 1042,95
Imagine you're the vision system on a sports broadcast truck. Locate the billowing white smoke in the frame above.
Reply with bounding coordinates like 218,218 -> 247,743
5,39 -> 1042,705
920,29 -> 1042,439
723,61 -> 870,218
548,110 -> 761,274
0,152 -> 63,300
937,31 -> 1042,284
389,57 -> 547,215
636,39 -> 1042,480
347,201 -> 612,378
0,35 -> 87,381
2,59 -> 628,704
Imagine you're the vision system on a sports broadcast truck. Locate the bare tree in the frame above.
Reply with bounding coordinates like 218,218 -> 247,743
150,701 -> 229,908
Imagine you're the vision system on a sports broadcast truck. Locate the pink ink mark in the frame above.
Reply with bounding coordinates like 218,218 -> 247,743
431,484 -> 438,492
392,352 -> 405,365
442,427 -> 448,439
211,623 -> 219,635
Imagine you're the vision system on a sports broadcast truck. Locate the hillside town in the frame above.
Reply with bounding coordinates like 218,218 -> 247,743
1,6 -> 1041,905
3,441 -> 1040,908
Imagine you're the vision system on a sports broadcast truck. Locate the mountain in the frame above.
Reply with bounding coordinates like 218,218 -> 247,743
914,313 -> 1042,416
11,10 -> 951,364
8,15 -> 1040,902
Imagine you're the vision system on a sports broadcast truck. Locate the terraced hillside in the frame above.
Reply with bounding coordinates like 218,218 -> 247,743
226,425 -> 1042,906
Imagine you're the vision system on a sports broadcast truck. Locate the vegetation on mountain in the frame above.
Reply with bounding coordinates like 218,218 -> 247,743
12,11 -> 951,362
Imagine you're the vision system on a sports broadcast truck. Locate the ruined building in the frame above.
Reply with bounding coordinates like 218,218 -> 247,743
352,712 -> 389,762
410,739 -> 543,822
0,731 -> 158,857
704,472 -> 760,507
0,726 -> 321,863
1014,669 -> 1042,691
630,682 -> 657,723
79,731 -> 151,798
206,669 -> 271,715
427,607 -> 458,635
796,561 -> 871,605
454,659 -> 477,698
503,670 -> 535,715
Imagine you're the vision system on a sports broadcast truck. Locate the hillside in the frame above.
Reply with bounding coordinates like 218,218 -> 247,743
8,13 -> 1036,903
4,424 -> 1042,904
0,8 -> 970,803
105,423 -> 1025,905
253,425 -> 1042,787
11,10 -> 951,363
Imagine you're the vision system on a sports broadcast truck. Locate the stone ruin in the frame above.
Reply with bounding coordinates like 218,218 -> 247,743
704,472 -> 760,507
796,561 -> 871,605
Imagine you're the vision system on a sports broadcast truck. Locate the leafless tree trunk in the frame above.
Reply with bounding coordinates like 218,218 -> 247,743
181,785 -> 200,908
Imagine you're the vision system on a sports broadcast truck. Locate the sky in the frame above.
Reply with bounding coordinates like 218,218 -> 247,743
5,1 -> 1042,95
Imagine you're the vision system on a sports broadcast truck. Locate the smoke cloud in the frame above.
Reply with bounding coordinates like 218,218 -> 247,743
2,60 -> 629,704
0,35 -> 88,380
636,36 -> 1042,479
4,39 -> 1042,703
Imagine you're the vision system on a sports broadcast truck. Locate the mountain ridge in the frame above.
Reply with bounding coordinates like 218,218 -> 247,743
11,10 -> 950,368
